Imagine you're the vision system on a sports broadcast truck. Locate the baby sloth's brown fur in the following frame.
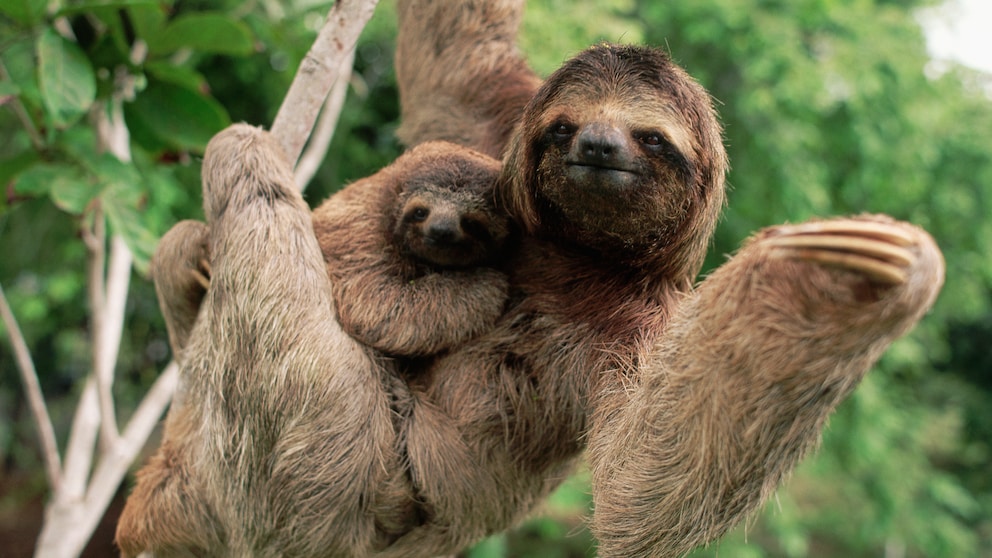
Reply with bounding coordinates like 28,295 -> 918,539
117,1 -> 945,557
313,140 -> 511,357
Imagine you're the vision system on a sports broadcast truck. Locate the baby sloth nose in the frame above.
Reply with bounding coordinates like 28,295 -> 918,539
576,123 -> 627,165
426,217 -> 462,244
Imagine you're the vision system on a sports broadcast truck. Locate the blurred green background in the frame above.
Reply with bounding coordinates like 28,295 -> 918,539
1,0 -> 989,556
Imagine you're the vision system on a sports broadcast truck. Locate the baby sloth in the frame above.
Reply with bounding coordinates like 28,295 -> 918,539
313,140 -> 512,357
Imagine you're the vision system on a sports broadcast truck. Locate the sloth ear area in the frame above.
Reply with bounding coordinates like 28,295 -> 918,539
496,132 -> 542,235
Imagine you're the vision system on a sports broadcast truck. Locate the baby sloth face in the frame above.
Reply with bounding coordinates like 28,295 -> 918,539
394,181 -> 510,269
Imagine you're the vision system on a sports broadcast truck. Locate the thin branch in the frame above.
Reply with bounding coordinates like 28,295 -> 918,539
96,96 -> 134,161
59,376 -> 99,504
59,94 -> 137,499
90,96 -> 135,448
0,60 -> 45,151
67,362 -> 179,557
83,203 -> 122,448
294,48 -> 355,191
271,0 -> 380,165
118,361 -> 180,452
97,235 -> 132,442
0,283 -> 62,491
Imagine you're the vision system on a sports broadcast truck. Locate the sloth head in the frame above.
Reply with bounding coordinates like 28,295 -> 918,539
498,44 -> 728,278
390,142 -> 510,269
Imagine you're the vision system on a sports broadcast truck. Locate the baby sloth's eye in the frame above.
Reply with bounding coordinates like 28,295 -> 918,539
408,207 -> 430,222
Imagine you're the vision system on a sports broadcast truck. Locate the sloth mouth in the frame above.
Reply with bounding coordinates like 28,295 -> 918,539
566,163 -> 639,190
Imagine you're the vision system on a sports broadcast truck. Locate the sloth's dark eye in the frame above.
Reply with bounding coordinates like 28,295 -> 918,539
634,130 -> 694,180
408,207 -> 429,222
635,131 -> 669,149
551,122 -> 576,139
640,134 -> 663,146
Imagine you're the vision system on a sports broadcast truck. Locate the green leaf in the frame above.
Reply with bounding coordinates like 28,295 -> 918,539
0,0 -> 45,25
150,13 -> 255,56
928,475 -> 980,520
55,0 -> 159,17
86,153 -> 157,273
124,79 -> 230,152
145,61 -> 209,93
0,81 -> 21,98
101,180 -> 158,275
93,152 -> 142,193
14,163 -> 101,214
36,28 -> 97,128
465,534 -> 508,558
52,178 -> 103,215
0,151 -> 41,196
2,37 -> 43,110
127,3 -> 169,46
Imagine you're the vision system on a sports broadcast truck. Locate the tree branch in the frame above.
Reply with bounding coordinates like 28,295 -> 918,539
90,95 -> 136,448
96,235 -> 132,445
45,362 -> 180,558
0,283 -> 62,491
58,376 -> 99,506
83,204 -> 122,448
294,47 -> 355,191
271,0 -> 379,167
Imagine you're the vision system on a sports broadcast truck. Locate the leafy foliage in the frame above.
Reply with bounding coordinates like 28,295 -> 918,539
1,0 -> 990,556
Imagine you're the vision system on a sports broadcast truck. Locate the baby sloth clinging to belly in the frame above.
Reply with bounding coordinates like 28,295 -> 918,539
313,140 -> 512,357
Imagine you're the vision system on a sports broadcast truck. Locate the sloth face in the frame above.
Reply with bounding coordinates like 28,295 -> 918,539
500,44 -> 728,273
394,181 -> 510,269
532,80 -> 700,247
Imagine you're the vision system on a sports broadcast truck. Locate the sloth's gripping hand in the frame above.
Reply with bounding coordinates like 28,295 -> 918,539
765,216 -> 938,288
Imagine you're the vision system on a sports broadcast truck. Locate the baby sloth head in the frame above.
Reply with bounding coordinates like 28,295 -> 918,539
393,171 -> 511,270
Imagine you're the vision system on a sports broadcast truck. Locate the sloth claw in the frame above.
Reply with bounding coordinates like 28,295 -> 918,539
780,220 -> 916,247
193,258 -> 212,290
767,221 -> 916,285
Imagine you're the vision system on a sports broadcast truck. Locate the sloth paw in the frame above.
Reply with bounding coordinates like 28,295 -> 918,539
765,218 -> 916,286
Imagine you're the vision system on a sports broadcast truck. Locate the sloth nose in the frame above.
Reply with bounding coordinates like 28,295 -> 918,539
576,123 -> 627,165
426,219 -> 462,244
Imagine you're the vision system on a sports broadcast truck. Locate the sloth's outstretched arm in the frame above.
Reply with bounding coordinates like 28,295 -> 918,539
587,216 -> 944,558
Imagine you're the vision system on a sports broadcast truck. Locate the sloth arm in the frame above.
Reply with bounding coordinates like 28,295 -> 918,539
149,219 -> 210,361
395,0 -> 539,157
314,185 -> 509,357
333,262 -> 509,357
586,216 -> 944,558
120,125 -> 401,556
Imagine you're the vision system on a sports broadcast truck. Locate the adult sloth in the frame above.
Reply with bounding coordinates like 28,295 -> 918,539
117,3 -> 944,557
390,2 -> 944,557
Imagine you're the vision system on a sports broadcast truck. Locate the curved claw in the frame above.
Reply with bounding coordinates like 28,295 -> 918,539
780,220 -> 916,247
193,258 -> 212,290
766,220 -> 916,286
